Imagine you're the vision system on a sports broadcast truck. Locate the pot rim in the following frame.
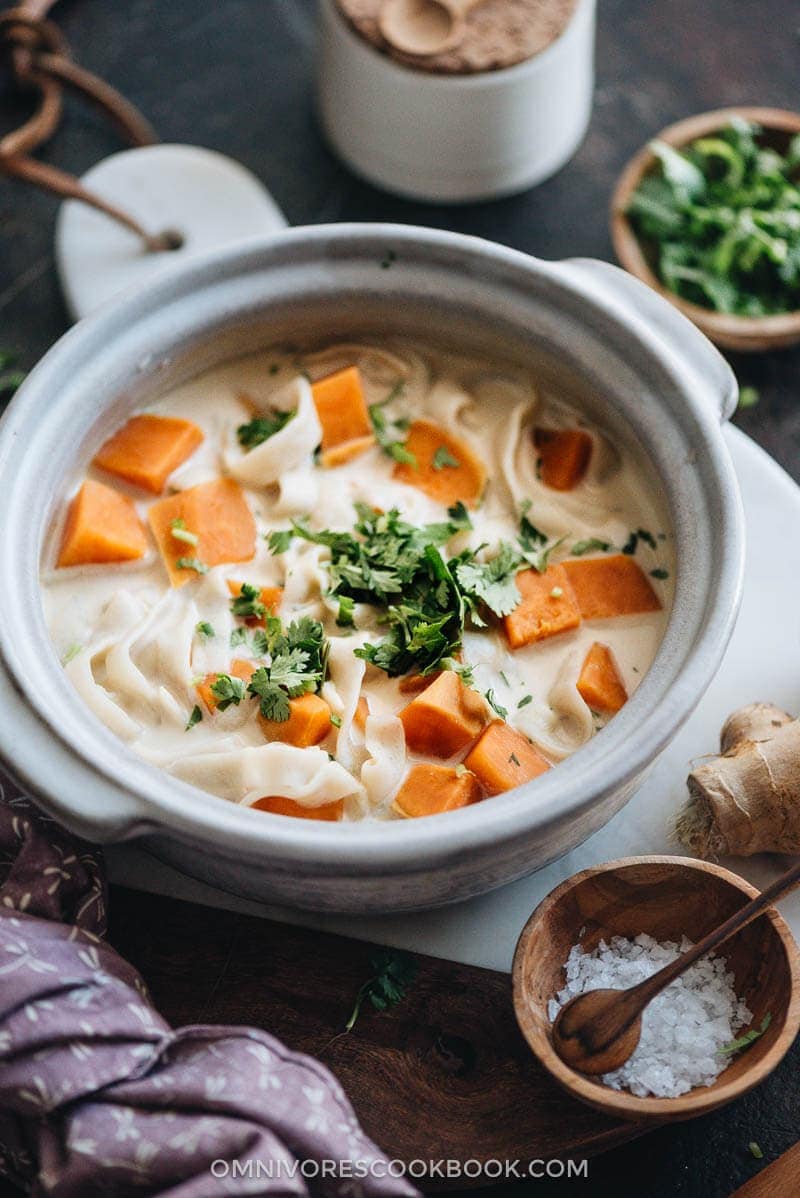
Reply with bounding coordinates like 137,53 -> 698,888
0,223 -> 744,871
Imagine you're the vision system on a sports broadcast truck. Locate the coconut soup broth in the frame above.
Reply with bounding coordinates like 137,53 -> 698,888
42,339 -> 673,821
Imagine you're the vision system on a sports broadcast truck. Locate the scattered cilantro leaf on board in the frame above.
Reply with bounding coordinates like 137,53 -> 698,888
345,949 -> 417,1032
738,385 -> 760,409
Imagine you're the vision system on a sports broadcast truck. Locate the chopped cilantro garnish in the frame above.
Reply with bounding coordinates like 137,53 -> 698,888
485,689 -> 508,720
210,674 -> 246,711
196,621 -> 215,639
369,402 -> 417,467
650,568 -> 669,580
454,542 -> 521,620
267,529 -> 293,554
170,517 -> 199,546
185,704 -> 203,730
571,538 -> 612,556
432,445 -> 460,470
517,501 -> 565,572
176,556 -> 208,575
62,642 -> 82,665
509,752 -> 521,767
330,713 -> 343,728
247,616 -> 327,722
518,694 -> 533,709
237,410 -> 294,450
748,1142 -> 763,1160
622,528 -> 657,556
231,582 -> 267,621
336,594 -> 356,628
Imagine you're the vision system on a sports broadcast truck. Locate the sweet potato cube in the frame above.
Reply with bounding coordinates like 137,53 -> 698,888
258,692 -> 332,747
464,721 -> 551,796
57,479 -> 147,568
399,670 -> 488,758
393,420 -> 486,508
148,478 -> 256,587
252,796 -> 344,821
311,366 -> 372,450
197,658 -> 256,714
94,413 -> 203,494
320,434 -> 376,468
577,642 -> 628,714
398,670 -> 442,695
503,564 -> 581,649
534,427 -> 593,491
563,554 -> 661,619
393,763 -> 483,818
227,578 -> 283,625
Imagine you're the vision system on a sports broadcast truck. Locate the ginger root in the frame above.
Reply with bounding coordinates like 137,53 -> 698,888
677,702 -> 800,858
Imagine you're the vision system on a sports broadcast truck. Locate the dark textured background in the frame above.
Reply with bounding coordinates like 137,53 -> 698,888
1,2 -> 798,1195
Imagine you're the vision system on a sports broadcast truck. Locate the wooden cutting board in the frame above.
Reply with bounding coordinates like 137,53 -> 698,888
108,885 -> 648,1184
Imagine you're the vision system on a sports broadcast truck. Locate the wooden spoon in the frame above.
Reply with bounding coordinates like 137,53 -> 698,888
552,858 -> 800,1075
378,0 -> 486,57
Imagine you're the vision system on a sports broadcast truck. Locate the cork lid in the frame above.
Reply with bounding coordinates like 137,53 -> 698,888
334,0 -> 579,75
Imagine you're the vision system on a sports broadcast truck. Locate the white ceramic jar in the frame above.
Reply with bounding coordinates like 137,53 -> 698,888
317,0 -> 596,202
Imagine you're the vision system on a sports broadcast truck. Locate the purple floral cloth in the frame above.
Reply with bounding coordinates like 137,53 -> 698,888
0,779 -> 418,1197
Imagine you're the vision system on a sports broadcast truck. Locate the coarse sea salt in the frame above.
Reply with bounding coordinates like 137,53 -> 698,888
548,933 -> 753,1098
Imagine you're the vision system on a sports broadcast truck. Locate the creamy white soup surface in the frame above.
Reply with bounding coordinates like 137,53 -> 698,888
42,340 -> 673,821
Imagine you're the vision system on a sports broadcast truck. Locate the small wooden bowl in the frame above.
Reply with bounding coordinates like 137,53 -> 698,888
611,107 -> 800,351
512,856 -> 800,1123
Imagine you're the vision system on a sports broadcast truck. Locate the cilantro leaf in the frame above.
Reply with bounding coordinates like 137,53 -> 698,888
454,542 -> 521,618
196,621 -> 215,639
432,445 -> 460,470
267,529 -> 293,554
210,674 -> 246,711
571,538 -> 612,556
176,557 -> 208,575
237,409 -> 294,450
718,1013 -> 772,1056
345,950 -> 418,1032
231,583 -> 267,621
185,704 -> 203,730
369,403 -> 417,467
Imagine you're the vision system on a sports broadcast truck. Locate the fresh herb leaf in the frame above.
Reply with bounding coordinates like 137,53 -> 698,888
738,385 -> 760,409
246,616 -> 328,721
571,538 -> 612,556
176,556 -> 208,575
650,568 -> 669,580
336,593 -> 356,628
196,621 -> 215,639
748,1142 -> 763,1160
185,704 -> 203,730
170,517 -> 199,546
629,119 -> 800,316
267,529 -> 293,554
345,949 -> 417,1032
237,409 -> 294,450
432,445 -> 460,470
210,674 -> 246,711
369,402 -> 417,467
485,689 -> 508,720
518,694 -> 533,709
0,351 -> 25,397
509,752 -> 521,767
231,582 -> 267,621
454,542 -> 521,618
380,249 -> 397,270
330,712 -> 342,728
718,1013 -> 772,1056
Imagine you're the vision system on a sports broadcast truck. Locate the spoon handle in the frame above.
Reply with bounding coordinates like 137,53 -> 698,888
630,858 -> 800,1008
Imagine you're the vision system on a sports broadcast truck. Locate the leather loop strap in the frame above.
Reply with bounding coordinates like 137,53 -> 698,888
0,0 -> 176,251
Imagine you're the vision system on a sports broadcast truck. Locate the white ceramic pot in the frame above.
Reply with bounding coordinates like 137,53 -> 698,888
0,225 -> 743,913
316,0 -> 596,202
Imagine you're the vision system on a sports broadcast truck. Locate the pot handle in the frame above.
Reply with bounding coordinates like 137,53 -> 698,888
560,258 -> 739,422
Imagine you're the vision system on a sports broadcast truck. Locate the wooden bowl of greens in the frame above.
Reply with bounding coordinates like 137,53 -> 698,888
611,107 -> 800,351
